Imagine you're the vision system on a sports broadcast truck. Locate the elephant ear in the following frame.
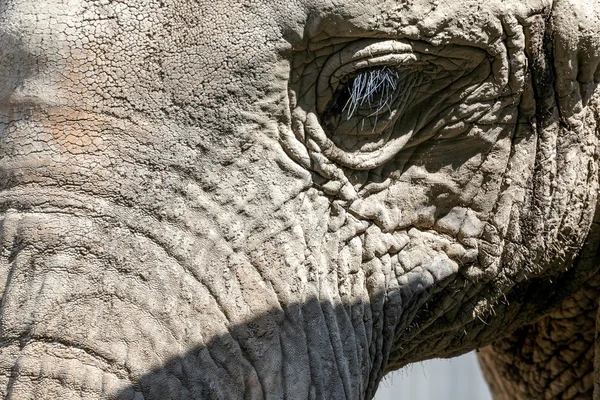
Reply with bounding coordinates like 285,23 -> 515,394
551,0 -> 600,123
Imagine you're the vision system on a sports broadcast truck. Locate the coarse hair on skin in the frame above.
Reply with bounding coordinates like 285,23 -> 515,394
343,66 -> 400,121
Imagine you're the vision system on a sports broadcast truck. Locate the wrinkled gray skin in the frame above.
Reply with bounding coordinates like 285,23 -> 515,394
1,0 -> 600,399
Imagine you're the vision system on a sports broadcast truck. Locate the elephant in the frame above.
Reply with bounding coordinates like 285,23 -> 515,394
0,0 -> 600,398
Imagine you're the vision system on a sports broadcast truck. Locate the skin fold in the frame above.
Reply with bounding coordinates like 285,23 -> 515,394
0,0 -> 599,398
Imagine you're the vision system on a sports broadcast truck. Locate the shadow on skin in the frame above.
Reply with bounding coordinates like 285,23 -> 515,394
112,258 -> 597,400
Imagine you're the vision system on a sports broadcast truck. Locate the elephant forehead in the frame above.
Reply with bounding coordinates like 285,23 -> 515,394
0,0 -> 281,111
0,0 -> 554,86
0,0 -> 563,128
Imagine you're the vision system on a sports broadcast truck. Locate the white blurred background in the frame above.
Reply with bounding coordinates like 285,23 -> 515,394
374,352 -> 492,399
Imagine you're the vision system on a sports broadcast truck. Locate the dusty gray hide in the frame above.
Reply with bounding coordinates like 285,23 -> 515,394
1,0 -> 600,399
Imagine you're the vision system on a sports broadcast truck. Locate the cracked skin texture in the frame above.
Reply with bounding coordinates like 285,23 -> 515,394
0,0 -> 599,399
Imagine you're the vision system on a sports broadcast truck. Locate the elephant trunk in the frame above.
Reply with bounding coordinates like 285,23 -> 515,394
0,197 -> 170,398
0,187 -> 372,399
0,339 -> 133,399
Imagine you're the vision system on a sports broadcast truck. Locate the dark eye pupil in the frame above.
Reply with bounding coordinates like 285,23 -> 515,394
337,67 -> 400,120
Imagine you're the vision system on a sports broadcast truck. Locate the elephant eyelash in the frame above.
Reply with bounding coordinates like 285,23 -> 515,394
341,67 -> 400,120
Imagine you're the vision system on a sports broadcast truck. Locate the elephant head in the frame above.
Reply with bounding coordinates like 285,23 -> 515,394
1,0 -> 599,399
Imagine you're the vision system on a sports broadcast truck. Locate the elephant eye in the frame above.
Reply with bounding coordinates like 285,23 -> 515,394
320,64 -> 422,139
328,67 -> 400,123
294,38 -> 501,170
